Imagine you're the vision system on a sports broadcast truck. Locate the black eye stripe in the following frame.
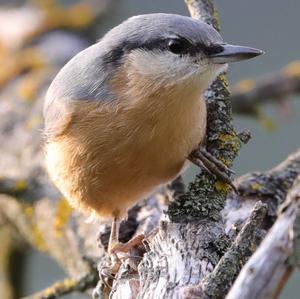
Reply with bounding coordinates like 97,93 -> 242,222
102,38 -> 223,66
202,44 -> 224,55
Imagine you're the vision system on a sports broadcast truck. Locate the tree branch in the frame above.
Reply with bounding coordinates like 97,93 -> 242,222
202,201 -> 268,298
231,60 -> 300,115
21,272 -> 98,299
0,176 -> 48,202
226,176 -> 300,299
224,149 -> 300,236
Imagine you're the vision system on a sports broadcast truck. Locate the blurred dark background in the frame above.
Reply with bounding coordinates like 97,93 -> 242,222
0,0 -> 299,298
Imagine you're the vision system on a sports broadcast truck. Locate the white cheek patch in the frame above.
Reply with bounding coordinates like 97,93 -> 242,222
126,49 -> 229,92
127,49 -> 196,83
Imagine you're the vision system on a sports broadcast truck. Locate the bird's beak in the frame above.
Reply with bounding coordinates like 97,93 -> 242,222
209,44 -> 264,64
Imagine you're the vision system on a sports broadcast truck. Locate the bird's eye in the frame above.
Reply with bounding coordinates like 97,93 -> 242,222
167,39 -> 187,55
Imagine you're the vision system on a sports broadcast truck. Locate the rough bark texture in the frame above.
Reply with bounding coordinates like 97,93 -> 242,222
227,177 -> 300,299
202,201 -> 268,299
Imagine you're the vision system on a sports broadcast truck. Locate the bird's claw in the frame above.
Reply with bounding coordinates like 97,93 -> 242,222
189,148 -> 238,193
108,233 -> 145,254
95,233 -> 146,293
96,255 -> 121,291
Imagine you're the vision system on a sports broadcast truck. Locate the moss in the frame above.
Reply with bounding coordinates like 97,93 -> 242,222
213,8 -> 221,30
169,173 -> 226,221
53,198 -> 73,237
218,157 -> 231,167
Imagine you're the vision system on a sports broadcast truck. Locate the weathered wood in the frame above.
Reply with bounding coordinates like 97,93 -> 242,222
202,201 -> 268,299
227,178 -> 300,299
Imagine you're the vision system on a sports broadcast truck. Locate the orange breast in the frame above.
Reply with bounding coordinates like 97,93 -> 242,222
45,72 -> 206,219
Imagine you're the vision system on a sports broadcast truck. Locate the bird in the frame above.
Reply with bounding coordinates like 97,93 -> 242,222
43,13 -> 263,258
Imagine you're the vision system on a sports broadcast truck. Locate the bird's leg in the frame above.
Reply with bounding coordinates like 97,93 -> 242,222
108,217 -> 145,255
106,217 -> 145,276
98,218 -> 145,290
189,148 -> 238,193
108,217 -> 120,255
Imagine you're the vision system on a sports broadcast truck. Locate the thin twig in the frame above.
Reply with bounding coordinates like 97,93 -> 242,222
22,271 -> 98,299
231,60 -> 300,115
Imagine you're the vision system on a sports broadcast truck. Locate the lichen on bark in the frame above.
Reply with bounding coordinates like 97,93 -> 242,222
168,6 -> 242,222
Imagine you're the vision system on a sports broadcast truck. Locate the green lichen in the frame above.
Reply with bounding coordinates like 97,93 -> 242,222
41,278 -> 77,298
251,182 -> 262,191
218,72 -> 229,89
12,179 -> 27,192
215,181 -> 231,193
169,173 -> 226,221
218,133 -> 241,155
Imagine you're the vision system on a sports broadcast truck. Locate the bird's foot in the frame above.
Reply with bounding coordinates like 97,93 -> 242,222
108,233 -> 145,255
189,148 -> 237,193
97,233 -> 145,290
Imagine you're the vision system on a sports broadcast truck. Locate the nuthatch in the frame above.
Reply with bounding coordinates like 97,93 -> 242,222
44,14 -> 262,255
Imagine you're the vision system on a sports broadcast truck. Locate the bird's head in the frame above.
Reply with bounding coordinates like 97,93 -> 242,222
46,14 -> 263,105
100,13 -> 263,96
